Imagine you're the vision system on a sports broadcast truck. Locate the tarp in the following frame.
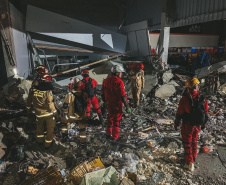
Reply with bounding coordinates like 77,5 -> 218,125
79,166 -> 120,185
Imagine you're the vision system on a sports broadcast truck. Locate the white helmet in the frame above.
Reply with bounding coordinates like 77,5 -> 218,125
111,65 -> 125,73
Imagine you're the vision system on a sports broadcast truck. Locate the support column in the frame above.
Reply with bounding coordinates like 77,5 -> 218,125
158,0 -> 170,68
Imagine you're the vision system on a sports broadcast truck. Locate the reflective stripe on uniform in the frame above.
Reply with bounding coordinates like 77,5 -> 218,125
27,107 -> 31,109
37,135 -> 44,137
36,112 -> 53,118
36,110 -> 57,118
79,135 -> 86,138
65,115 -> 69,120
61,128 -> 68,131
70,116 -> 76,119
45,140 -> 52,143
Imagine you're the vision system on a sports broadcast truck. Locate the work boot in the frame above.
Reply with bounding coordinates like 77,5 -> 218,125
98,113 -> 104,126
184,163 -> 194,172
193,158 -> 199,168
105,135 -> 111,140
110,137 -> 119,144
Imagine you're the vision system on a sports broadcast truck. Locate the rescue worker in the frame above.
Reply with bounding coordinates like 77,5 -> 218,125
80,70 -> 104,125
174,77 -> 208,171
36,65 -> 48,74
31,65 -> 49,88
36,65 -> 49,79
62,78 -> 89,144
67,77 -> 76,91
27,73 -> 57,148
129,63 -> 145,107
102,65 -> 131,141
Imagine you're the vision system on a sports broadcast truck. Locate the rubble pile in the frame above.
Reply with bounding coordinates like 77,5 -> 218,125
0,74 -> 225,184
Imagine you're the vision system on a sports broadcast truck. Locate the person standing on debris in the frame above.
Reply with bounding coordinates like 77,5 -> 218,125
80,70 -> 104,125
31,65 -> 49,88
62,78 -> 89,144
102,65 -> 131,141
129,63 -> 145,107
174,77 -> 209,171
26,73 -> 57,149
36,65 -> 49,79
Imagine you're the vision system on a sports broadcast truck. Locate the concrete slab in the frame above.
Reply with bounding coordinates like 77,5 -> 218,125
195,61 -> 226,79
162,70 -> 174,84
195,153 -> 226,181
155,84 -> 176,99
217,145 -> 226,168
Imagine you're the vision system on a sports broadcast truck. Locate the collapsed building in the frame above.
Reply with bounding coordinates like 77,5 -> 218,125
0,0 -> 226,184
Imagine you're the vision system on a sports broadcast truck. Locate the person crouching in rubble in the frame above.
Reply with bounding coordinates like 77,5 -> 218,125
62,78 -> 89,145
102,65 -> 131,141
129,63 -> 145,107
174,77 -> 209,171
27,73 -> 57,149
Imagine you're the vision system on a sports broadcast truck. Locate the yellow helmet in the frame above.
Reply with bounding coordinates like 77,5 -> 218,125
185,77 -> 200,88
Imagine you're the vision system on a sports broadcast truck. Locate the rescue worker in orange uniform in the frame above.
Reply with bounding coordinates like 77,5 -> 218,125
27,73 -> 57,148
102,65 -> 131,141
129,63 -> 145,107
80,70 -> 104,125
174,77 -> 208,171
62,78 -> 89,144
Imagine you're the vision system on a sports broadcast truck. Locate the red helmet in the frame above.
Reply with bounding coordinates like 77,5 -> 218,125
40,73 -> 51,82
36,65 -> 48,74
139,63 -> 144,70
81,69 -> 89,75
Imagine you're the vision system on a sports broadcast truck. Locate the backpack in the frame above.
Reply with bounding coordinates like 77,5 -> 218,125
186,93 -> 207,126
82,78 -> 95,98
72,92 -> 85,114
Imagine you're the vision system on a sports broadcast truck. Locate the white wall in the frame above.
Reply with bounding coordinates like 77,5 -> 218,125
149,33 -> 219,48
10,3 -> 31,78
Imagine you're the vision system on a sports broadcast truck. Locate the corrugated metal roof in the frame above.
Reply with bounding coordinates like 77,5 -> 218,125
171,0 -> 226,27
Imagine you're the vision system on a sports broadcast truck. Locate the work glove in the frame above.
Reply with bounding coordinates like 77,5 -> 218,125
126,107 -> 131,113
